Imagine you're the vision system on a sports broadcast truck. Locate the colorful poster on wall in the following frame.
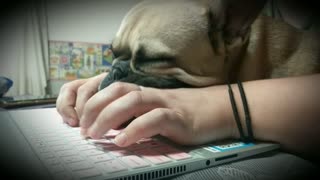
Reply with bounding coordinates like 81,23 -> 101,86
49,41 -> 113,81
102,44 -> 113,66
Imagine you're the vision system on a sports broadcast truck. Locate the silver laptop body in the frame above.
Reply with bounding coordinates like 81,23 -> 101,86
0,108 -> 279,180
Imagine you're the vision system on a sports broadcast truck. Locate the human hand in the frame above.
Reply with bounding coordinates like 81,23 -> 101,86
80,82 -> 235,147
56,73 -> 108,126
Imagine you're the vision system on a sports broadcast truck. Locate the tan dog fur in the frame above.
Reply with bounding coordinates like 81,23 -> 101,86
110,0 -> 320,87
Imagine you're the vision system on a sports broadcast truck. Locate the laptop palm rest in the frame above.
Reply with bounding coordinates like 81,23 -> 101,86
0,111 -> 51,179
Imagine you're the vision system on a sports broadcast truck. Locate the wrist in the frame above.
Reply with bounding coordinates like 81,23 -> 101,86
202,85 -> 239,140
220,85 -> 241,140
225,82 -> 253,141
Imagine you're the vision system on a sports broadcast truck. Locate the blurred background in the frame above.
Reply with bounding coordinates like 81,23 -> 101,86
0,0 -> 141,98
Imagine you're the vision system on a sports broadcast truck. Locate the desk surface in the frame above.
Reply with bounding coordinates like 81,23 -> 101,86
0,95 -> 57,109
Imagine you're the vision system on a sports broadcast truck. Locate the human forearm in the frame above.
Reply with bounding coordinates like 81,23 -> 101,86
226,74 -> 320,158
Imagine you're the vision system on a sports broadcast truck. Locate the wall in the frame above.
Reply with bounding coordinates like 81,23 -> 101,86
47,0 -> 141,43
0,5 -> 28,96
0,0 -> 141,96
47,0 -> 141,95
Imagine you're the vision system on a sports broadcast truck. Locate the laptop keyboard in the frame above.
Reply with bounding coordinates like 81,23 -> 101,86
16,114 -> 193,180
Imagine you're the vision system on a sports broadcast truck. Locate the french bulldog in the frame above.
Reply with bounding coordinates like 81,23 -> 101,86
99,0 -> 320,90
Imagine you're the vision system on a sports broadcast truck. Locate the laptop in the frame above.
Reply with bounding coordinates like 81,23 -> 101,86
0,108 -> 279,180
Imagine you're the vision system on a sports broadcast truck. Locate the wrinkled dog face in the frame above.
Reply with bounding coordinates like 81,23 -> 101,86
99,0 -> 266,89
99,0 -> 226,89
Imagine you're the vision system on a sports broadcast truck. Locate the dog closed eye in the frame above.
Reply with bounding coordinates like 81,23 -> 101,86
132,46 -> 176,72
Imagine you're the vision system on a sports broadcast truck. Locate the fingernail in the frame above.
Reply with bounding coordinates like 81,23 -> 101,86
114,132 -> 128,147
65,118 -> 75,126
87,127 -> 101,139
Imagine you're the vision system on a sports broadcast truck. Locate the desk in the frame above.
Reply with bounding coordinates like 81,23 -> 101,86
0,95 -> 57,109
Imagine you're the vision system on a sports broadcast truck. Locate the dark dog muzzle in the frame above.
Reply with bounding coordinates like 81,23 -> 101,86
99,60 -> 191,90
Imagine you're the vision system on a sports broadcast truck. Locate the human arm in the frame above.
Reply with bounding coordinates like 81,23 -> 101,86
230,74 -> 320,160
79,73 -> 320,160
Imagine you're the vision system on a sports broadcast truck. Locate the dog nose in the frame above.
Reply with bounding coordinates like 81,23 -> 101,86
99,61 -> 131,90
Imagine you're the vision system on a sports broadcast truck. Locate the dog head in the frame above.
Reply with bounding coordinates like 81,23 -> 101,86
99,0 -> 266,90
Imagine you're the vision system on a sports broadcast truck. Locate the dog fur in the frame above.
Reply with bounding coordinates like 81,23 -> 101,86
99,0 -> 320,90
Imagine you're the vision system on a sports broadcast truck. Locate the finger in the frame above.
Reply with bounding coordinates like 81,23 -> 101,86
56,79 -> 88,126
86,89 -> 162,139
114,108 -> 176,147
80,82 -> 141,129
75,73 -> 107,119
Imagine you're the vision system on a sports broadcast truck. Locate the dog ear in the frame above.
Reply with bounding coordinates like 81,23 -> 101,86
207,0 -> 267,44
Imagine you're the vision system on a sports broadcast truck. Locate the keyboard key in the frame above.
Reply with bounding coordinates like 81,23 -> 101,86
63,155 -> 84,163
77,144 -> 96,151
144,155 -> 171,164
52,145 -> 73,152
46,136 -> 62,142
74,168 -> 101,179
47,140 -> 66,146
68,136 -> 84,141
166,151 -> 192,160
82,149 -> 105,156
37,129 -> 57,134
109,149 -> 132,157
40,132 -> 57,138
70,140 -> 88,146
121,155 -> 150,169
99,160 -> 127,173
68,161 -> 93,171
154,145 -> 192,160
60,132 -> 77,138
134,149 -> 171,165
90,154 -> 113,163
101,144 -> 120,151
54,129 -> 73,134
56,150 -> 78,157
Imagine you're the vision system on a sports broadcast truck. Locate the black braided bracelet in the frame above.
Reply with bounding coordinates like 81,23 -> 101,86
227,81 -> 254,143
237,81 -> 254,142
227,83 -> 246,142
